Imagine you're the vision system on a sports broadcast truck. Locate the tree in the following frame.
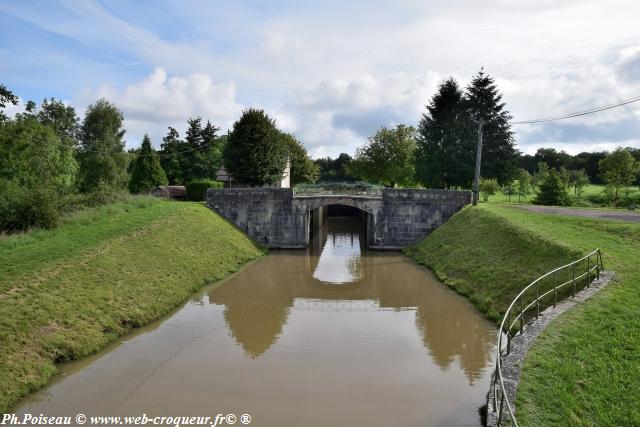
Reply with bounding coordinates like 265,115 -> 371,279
501,180 -> 516,202
77,99 -> 128,192
479,177 -> 500,201
222,109 -> 288,186
533,148 -> 573,171
0,115 -> 78,192
574,151 -> 607,184
568,169 -> 589,199
533,169 -> 570,206
128,135 -> 168,193
159,127 -> 184,184
415,78 -> 474,188
516,169 -> 532,202
314,153 -> 356,182
199,120 -> 223,178
349,124 -> 417,187
37,98 -> 79,143
465,69 -> 518,184
599,148 -> 639,200
25,100 -> 36,113
183,117 -> 223,181
532,162 -> 550,188
280,132 -> 319,185
0,83 -> 19,121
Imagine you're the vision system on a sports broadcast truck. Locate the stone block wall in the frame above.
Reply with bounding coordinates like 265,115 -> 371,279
207,187 -> 471,249
207,188 -> 306,248
379,189 -> 471,247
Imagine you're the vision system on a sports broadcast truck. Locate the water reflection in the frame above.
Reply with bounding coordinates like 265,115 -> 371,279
209,217 -> 495,383
15,216 -> 497,427
312,219 -> 364,284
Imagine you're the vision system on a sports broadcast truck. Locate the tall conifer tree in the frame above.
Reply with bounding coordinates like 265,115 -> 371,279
465,69 -> 518,184
416,78 -> 474,188
128,135 -> 168,193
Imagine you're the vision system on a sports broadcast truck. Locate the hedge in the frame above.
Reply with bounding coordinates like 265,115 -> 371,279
185,180 -> 224,201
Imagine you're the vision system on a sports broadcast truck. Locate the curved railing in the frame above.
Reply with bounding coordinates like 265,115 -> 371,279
293,182 -> 383,197
492,248 -> 604,426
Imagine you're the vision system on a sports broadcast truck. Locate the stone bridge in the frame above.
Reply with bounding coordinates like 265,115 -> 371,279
206,188 -> 470,249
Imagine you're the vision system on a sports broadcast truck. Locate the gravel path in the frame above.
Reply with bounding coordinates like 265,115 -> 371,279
517,205 -> 640,222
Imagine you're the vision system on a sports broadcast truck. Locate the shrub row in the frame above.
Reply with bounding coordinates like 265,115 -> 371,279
185,179 -> 223,201
0,182 -> 132,233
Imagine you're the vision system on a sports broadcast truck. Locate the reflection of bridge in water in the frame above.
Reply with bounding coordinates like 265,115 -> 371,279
208,218 -> 496,384
294,298 -> 384,312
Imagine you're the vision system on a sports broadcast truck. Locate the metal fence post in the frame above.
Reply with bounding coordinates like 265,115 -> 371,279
492,366 -> 498,412
599,250 -> 604,272
507,311 -> 512,355
536,281 -> 540,319
572,263 -> 576,298
587,256 -> 591,287
553,273 -> 557,308
520,296 -> 524,335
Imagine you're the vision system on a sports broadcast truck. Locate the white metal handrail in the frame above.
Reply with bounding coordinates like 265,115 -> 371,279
492,248 -> 604,426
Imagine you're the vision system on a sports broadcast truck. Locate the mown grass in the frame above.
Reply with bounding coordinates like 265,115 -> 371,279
489,205 -> 640,426
0,197 -> 265,412
407,204 -> 640,425
486,183 -> 640,207
404,205 -> 581,321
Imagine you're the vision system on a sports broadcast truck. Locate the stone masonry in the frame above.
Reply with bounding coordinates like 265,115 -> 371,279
207,187 -> 471,249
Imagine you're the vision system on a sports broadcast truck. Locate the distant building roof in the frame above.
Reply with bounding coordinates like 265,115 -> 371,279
151,185 -> 187,199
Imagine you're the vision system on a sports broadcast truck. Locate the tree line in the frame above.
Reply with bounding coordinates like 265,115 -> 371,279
320,69 -> 639,206
0,84 -> 318,232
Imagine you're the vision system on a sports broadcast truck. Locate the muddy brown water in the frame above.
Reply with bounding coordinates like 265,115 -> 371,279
15,217 -> 496,426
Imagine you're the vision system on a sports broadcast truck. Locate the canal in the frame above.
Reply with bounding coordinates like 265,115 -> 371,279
16,215 -> 496,426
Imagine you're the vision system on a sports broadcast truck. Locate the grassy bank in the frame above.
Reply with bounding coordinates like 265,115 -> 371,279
404,205 -> 581,321
0,197 -> 265,412
495,206 -> 640,426
406,204 -> 640,425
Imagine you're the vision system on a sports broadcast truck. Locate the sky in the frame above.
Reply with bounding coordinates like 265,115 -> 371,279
1,0 -> 640,158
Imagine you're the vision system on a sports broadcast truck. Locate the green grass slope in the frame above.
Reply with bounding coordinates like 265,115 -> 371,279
492,205 -> 640,426
408,204 -> 640,425
404,205 -> 581,321
0,197 -> 264,412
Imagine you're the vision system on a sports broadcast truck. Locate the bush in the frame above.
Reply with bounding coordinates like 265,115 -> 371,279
0,185 -> 59,232
185,180 -> 223,201
479,177 -> 500,201
533,169 -> 570,206
57,185 -> 130,213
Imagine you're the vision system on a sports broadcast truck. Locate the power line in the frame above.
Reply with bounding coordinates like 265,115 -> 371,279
77,139 -> 217,158
512,95 -> 640,124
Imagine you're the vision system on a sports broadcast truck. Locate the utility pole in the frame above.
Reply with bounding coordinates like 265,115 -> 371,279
472,119 -> 483,206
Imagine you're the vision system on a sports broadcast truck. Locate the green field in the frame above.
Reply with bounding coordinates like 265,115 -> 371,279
486,184 -> 640,207
407,204 -> 640,425
0,197 -> 265,412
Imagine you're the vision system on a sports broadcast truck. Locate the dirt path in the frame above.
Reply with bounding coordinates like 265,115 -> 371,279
517,205 -> 640,222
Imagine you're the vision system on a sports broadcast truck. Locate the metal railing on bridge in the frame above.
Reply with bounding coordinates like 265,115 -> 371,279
293,182 -> 383,198
492,248 -> 604,426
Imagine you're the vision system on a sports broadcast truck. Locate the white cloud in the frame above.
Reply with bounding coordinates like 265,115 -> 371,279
4,0 -> 640,157
277,72 -> 442,157
1,97 -> 25,119
78,68 -> 243,148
